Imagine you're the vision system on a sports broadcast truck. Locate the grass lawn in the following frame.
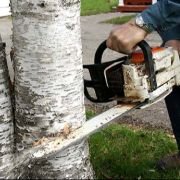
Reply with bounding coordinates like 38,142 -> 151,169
81,0 -> 118,16
102,14 -> 137,24
86,110 -> 180,179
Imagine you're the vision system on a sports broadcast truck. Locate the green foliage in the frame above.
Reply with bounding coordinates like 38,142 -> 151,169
86,109 -> 180,179
89,124 -> 179,179
81,0 -> 118,16
86,109 -> 96,120
102,14 -> 137,24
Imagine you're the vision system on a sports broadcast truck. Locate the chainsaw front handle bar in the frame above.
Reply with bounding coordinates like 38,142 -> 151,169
83,40 -> 157,103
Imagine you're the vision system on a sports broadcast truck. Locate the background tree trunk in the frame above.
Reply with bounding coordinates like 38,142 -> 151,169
0,35 -> 14,179
11,0 -> 94,178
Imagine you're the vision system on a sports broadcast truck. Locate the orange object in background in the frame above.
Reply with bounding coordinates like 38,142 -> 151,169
131,47 -> 164,63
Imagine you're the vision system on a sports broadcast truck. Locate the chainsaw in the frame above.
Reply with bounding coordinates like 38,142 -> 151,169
30,40 -> 180,160
84,40 -> 180,109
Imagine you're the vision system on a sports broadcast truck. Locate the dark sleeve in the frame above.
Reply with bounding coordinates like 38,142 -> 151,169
158,24 -> 180,45
141,0 -> 180,35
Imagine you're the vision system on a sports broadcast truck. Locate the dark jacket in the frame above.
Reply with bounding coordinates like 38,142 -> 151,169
141,0 -> 180,43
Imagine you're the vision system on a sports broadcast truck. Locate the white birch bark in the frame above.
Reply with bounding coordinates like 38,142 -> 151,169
0,37 -> 14,179
11,0 -> 94,178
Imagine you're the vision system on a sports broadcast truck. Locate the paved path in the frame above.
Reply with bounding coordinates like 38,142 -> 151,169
0,12 -> 172,132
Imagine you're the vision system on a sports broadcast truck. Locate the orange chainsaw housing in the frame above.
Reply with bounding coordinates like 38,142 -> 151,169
131,47 -> 164,63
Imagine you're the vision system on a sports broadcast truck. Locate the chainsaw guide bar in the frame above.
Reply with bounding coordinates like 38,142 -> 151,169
32,102 -> 146,160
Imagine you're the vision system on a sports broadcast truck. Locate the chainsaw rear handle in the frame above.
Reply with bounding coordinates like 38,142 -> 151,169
83,40 -> 157,103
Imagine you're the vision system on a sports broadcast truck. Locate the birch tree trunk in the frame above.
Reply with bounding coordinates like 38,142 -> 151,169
0,36 -> 14,179
11,0 -> 94,178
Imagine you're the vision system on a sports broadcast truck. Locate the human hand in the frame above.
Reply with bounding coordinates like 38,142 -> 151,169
165,40 -> 180,56
106,18 -> 148,54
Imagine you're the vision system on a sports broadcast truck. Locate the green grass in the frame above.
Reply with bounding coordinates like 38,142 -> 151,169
86,110 -> 180,179
86,109 -> 96,120
81,0 -> 118,16
102,14 -> 137,24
